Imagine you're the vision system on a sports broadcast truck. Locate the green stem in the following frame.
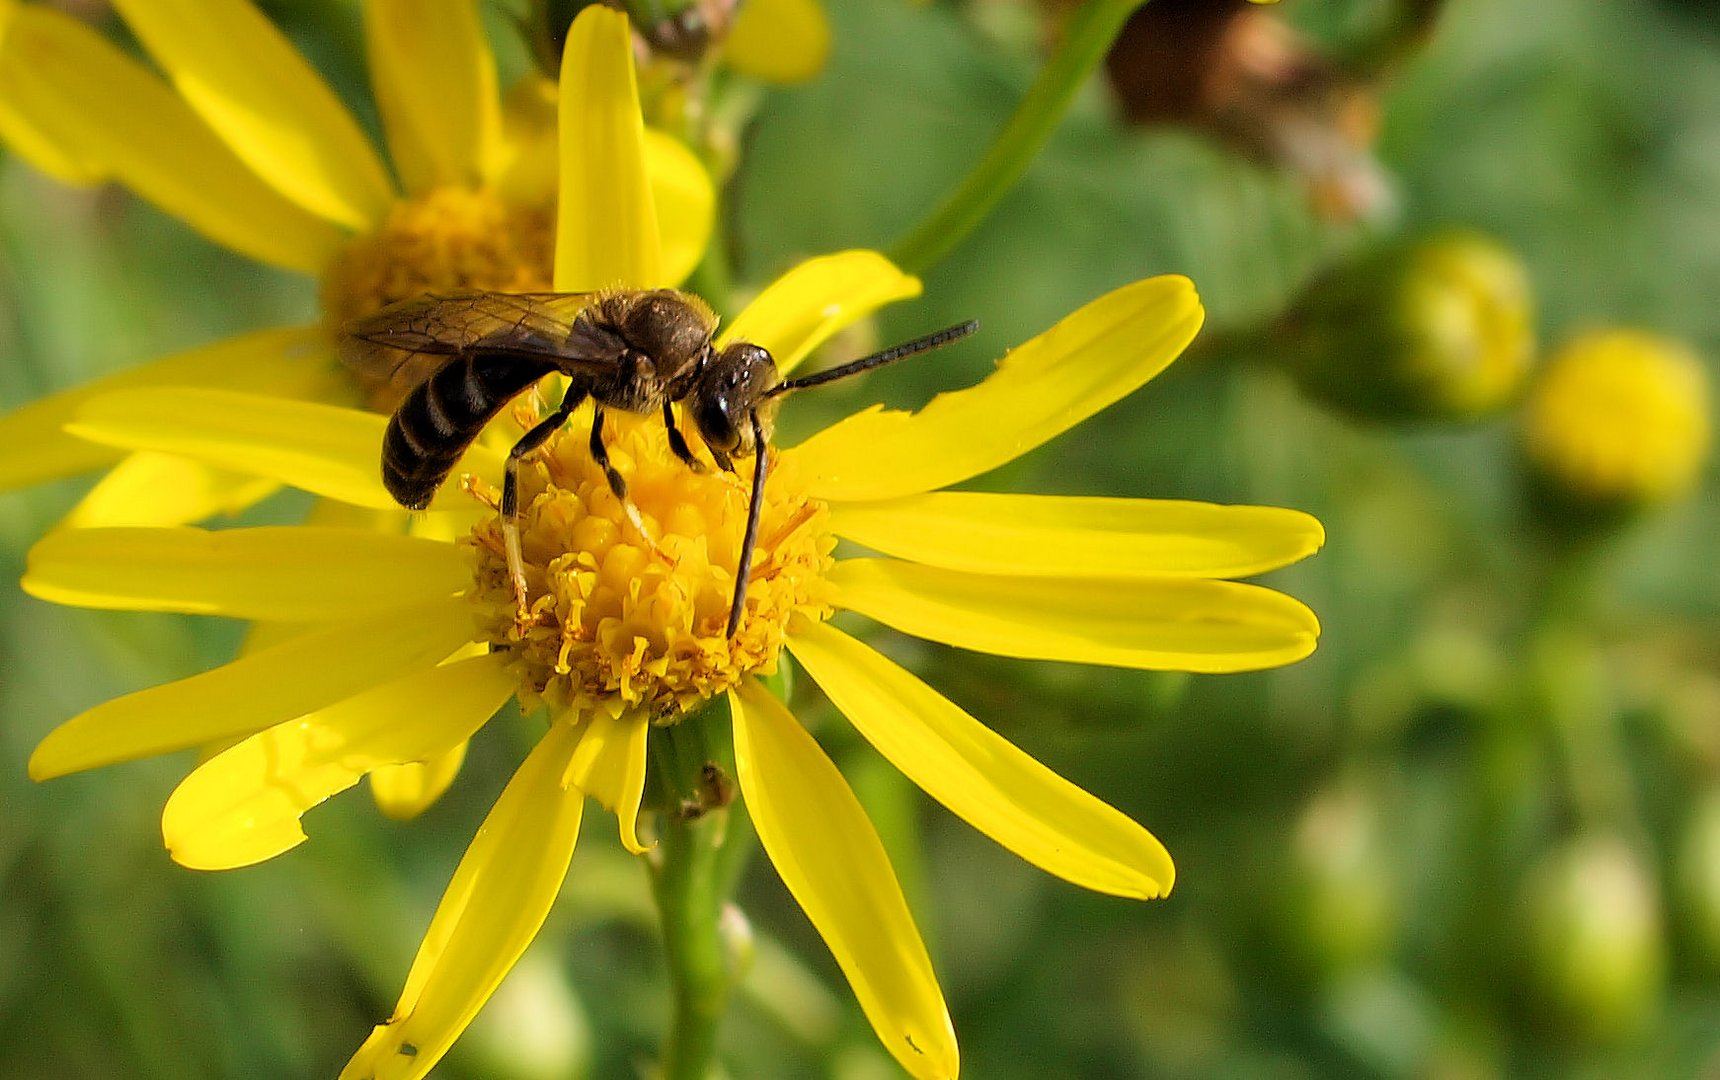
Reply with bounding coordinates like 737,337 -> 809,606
1526,540 -> 1633,832
887,0 -> 1141,274
647,702 -> 753,1080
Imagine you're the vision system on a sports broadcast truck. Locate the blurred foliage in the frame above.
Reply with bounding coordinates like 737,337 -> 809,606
2,0 -> 1719,1078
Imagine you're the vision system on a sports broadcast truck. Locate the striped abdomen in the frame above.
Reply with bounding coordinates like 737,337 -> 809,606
383,353 -> 559,509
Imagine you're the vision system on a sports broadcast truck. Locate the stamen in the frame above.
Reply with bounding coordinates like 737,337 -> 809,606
464,409 -> 834,721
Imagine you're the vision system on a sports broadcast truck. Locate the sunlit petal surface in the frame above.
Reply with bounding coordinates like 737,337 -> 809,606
0,8 -> 344,271
490,76 -> 557,204
0,326 -> 328,491
788,275 -> 1203,500
109,0 -> 394,230
0,93 -> 99,183
829,492 -> 1325,579
341,722 -> 585,1080
562,711 -> 652,854
644,128 -> 714,287
719,250 -> 921,375
731,680 -> 958,1080
365,0 -> 498,194
22,527 -> 467,620
29,598 -> 473,780
161,654 -> 516,869
555,6 -> 662,290
0,0 -> 103,183
68,388 -> 505,511
371,740 -> 470,822
829,558 -> 1321,673
724,0 -> 831,85
787,621 -> 1174,897
60,452 -> 281,529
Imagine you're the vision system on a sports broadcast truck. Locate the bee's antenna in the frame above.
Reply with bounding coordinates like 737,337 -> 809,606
764,319 -> 979,397
727,411 -> 771,638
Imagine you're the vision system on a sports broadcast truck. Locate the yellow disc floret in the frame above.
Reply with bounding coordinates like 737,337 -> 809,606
320,186 -> 556,407
1524,329 -> 1711,506
466,408 -> 835,722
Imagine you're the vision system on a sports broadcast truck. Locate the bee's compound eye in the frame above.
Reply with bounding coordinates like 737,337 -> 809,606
693,395 -> 740,452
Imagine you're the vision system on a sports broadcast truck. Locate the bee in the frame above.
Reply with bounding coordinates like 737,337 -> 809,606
339,289 -> 977,637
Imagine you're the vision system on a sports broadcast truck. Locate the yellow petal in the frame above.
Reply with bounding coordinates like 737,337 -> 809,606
365,0 -> 499,194
788,275 -> 1204,500
830,492 -> 1325,580
828,558 -> 1320,674
68,388 -> 504,511
644,128 -> 714,287
0,2 -> 103,184
787,621 -> 1174,898
23,526 -> 467,620
0,325 -> 329,492
723,0 -> 831,84
490,75 -> 557,204
0,8 -> 347,270
555,5 -> 662,290
109,0 -> 395,230
562,711 -> 652,855
162,653 -> 515,869
0,96 -> 102,184
731,680 -> 957,1080
719,251 -> 921,376
371,740 -> 471,821
29,597 -> 474,780
341,721 -> 584,1080
60,452 -> 281,529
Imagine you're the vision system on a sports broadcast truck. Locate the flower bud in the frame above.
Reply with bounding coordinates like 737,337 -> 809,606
1522,833 -> 1665,1042
1280,232 -> 1535,423
1278,777 -> 1399,981
461,951 -> 591,1080
1522,329 -> 1710,521
1674,788 -> 1720,971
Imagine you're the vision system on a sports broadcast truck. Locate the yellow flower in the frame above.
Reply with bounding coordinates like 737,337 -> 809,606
0,0 -> 713,525
722,0 -> 832,85
1523,328 -> 1711,508
26,251 -> 1323,1077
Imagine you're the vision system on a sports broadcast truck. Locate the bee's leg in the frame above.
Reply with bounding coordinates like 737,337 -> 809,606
588,405 -> 629,499
591,405 -> 673,565
662,400 -> 705,472
727,412 -> 771,637
503,390 -> 585,621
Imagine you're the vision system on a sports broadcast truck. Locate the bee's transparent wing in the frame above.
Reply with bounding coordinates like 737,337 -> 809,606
337,291 -> 597,389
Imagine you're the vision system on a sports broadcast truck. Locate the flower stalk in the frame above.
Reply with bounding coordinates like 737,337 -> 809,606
887,0 -> 1144,274
647,700 -> 756,1080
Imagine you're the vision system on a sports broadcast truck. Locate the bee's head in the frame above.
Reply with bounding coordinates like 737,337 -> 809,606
691,342 -> 779,454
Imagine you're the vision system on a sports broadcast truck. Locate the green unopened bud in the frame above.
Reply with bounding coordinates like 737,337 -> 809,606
462,950 -> 591,1080
1280,231 -> 1535,423
1522,833 -> 1665,1042
1675,788 -> 1720,970
1278,777 -> 1399,981
1522,329 -> 1710,525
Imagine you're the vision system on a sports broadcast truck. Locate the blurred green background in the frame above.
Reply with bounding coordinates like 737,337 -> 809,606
2,0 -> 1719,1077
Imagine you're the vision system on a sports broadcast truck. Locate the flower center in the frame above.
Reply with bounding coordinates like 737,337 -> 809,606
320,185 -> 556,409
465,408 -> 835,722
